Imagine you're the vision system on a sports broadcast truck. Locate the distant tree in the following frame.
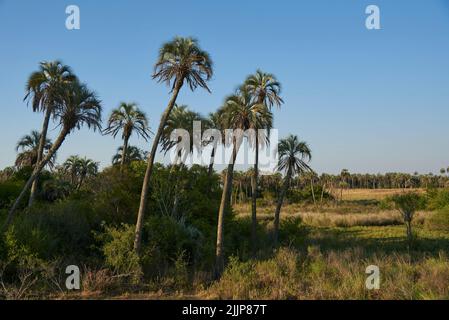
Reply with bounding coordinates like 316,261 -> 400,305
273,135 -> 312,246
112,146 -> 146,165
15,130 -> 55,169
63,155 -> 99,190
104,102 -> 151,168
391,192 -> 425,248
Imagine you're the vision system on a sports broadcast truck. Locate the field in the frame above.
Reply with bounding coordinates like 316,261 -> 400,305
90,189 -> 449,299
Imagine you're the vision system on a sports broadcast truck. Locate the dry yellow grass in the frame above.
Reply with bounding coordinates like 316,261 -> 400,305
337,188 -> 424,201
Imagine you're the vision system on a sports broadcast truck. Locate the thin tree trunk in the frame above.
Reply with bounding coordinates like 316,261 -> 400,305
28,107 -> 52,207
310,177 -> 316,205
134,80 -> 183,254
251,133 -> 258,256
215,141 -> 239,277
121,135 -> 130,168
273,168 -> 291,247
3,126 -> 69,231
208,146 -> 215,177
320,182 -> 325,203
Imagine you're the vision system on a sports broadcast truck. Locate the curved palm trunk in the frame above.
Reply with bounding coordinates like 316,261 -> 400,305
3,126 -> 70,231
28,107 -> 52,207
215,141 -> 239,277
251,133 -> 258,256
121,135 -> 130,168
273,168 -> 292,247
134,80 -> 183,254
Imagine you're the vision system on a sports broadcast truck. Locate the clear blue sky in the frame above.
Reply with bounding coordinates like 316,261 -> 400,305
1,0 -> 449,174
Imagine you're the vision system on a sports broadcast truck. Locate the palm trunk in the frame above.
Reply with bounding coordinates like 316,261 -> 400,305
215,141 -> 239,277
208,146 -> 215,177
133,79 -> 183,254
273,168 -> 291,247
310,178 -> 316,205
320,182 -> 325,203
3,126 -> 70,231
121,135 -> 130,167
28,107 -> 52,207
251,133 -> 259,256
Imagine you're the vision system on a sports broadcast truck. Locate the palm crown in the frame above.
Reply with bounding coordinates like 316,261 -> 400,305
24,60 -> 77,113
104,103 -> 151,142
153,37 -> 213,92
15,130 -> 54,168
244,69 -> 283,108
277,134 -> 312,176
55,81 -> 102,133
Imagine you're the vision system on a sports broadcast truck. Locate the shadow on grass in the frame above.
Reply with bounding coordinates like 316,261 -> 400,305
304,226 -> 449,257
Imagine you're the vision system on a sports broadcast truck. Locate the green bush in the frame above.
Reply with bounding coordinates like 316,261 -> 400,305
144,215 -> 204,272
279,217 -> 307,247
99,224 -> 142,280
426,189 -> 449,210
10,200 -> 97,260
0,180 -> 24,209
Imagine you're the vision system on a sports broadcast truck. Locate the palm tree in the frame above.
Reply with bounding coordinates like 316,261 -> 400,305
3,80 -> 102,231
134,36 -> 213,253
62,155 -> 99,190
160,104 -> 204,164
104,102 -> 151,168
15,130 -> 55,169
243,70 -> 283,256
24,61 -> 77,206
273,135 -> 312,246
160,104 -> 204,217
112,146 -> 146,165
204,111 -> 225,176
215,89 -> 272,275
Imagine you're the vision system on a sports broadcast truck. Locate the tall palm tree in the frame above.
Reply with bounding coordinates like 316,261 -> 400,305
15,130 -> 55,169
3,80 -> 102,231
104,102 -> 151,168
273,135 -> 312,247
243,70 -> 283,255
215,89 -> 272,276
24,61 -> 77,206
112,145 -> 146,165
134,36 -> 213,253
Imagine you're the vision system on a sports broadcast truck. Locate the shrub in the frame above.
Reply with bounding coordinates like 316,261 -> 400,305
426,188 -> 449,210
99,224 -> 142,281
0,180 -> 24,209
425,206 -> 449,232
144,215 -> 204,272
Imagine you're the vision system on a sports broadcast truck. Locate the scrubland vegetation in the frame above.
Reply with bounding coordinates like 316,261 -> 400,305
1,36 -> 448,300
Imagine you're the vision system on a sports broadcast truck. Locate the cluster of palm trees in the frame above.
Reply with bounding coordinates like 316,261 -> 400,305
3,61 -> 102,230
3,36 -> 314,278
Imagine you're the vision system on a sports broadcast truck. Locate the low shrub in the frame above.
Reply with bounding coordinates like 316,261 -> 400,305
425,206 -> 449,232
